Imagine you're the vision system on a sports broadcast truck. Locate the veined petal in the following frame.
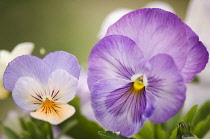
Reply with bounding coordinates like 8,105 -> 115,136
30,102 -> 75,125
43,51 -> 80,79
181,26 -> 209,82
12,77 -> 45,111
91,78 -> 152,137
3,55 -> 51,91
106,8 -> 188,70
47,69 -> 78,103
88,35 -> 144,90
143,54 -> 186,123
11,42 -> 34,58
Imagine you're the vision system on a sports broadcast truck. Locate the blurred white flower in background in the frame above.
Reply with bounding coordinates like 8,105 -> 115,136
0,42 -> 34,99
184,0 -> 210,112
97,8 -> 132,39
76,69 -> 97,122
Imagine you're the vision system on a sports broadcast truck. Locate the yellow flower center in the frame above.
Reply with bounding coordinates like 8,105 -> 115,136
132,76 -> 145,93
133,81 -> 145,90
43,98 -> 53,107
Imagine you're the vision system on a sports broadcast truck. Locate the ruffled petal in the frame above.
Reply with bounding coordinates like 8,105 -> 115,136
12,77 -> 45,111
143,54 -> 186,123
43,51 -> 80,79
30,102 -> 75,125
3,55 -> 51,91
88,35 -> 144,90
106,8 -> 189,70
181,26 -> 209,82
91,78 -> 153,137
47,69 -> 78,103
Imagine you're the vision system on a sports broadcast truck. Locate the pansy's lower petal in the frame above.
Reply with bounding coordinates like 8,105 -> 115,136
106,8 -> 189,70
144,54 -> 186,123
30,102 -> 75,125
43,51 -> 80,79
91,78 -> 151,137
47,69 -> 78,103
12,77 -> 45,111
3,55 -> 51,91
88,35 -> 144,90
181,26 -> 209,82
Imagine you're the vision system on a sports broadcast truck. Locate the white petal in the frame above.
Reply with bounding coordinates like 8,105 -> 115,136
30,103 -> 75,125
12,77 -> 45,111
11,42 -> 34,58
47,69 -> 78,103
97,8 -> 132,39
144,1 -> 175,13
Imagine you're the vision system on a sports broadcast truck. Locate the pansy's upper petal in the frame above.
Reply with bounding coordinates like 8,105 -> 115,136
88,35 -> 144,90
31,102 -> 75,125
91,78 -> 151,137
143,54 -> 186,123
12,76 -> 45,111
181,25 -> 209,82
47,69 -> 78,103
106,8 -> 188,70
3,55 -> 51,91
43,51 -> 80,79
11,42 -> 34,58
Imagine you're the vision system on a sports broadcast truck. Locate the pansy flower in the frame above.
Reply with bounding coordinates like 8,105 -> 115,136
88,9 -> 209,136
3,51 -> 80,125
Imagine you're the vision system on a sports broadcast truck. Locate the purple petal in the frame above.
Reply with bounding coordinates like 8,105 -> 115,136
181,25 -> 209,82
43,51 -> 80,79
12,76 -> 45,111
91,78 -> 153,136
106,8 -> 189,71
88,35 -> 144,90
3,55 -> 51,91
143,54 -> 186,123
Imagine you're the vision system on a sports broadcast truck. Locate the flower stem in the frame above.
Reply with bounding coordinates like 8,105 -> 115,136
48,123 -> 54,139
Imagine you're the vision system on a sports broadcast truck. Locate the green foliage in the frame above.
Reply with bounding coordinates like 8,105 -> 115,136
2,99 -> 210,139
98,131 -> 135,139
183,105 -> 198,124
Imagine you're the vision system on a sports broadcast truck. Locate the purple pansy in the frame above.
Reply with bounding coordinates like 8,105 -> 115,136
88,9 -> 208,136
3,51 -> 80,125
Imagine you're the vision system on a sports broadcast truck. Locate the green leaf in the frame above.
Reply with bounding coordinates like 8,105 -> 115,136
98,131 -> 135,139
193,100 -> 210,125
59,97 -> 105,139
56,119 -> 78,139
136,121 -> 154,139
169,128 -> 177,139
154,124 -> 168,139
3,126 -> 20,139
183,105 -> 198,124
193,114 -> 210,138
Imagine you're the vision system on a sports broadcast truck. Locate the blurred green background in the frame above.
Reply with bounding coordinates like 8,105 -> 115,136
0,0 -> 189,120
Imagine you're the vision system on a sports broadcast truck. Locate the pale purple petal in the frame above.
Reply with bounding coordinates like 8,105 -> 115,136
88,35 -> 144,90
12,76 -> 45,111
106,8 -> 189,70
91,78 -> 153,137
143,54 -> 186,123
181,26 -> 209,82
47,69 -> 78,103
43,51 -> 80,79
3,55 -> 51,91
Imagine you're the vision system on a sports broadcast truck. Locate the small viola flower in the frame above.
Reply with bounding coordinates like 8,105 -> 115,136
3,51 -> 80,125
0,42 -> 34,99
88,9 -> 208,136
